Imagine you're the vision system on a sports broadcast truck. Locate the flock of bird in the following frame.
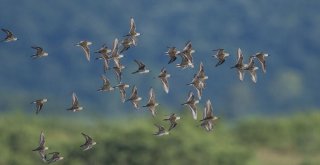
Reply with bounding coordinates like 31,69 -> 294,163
1,17 -> 269,164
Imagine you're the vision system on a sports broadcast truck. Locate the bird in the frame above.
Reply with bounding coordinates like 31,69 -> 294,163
66,92 -> 83,112
114,82 -> 130,103
244,55 -> 259,83
212,48 -> 229,67
196,62 -> 208,81
120,36 -> 136,53
143,87 -> 159,117
176,53 -> 194,69
75,40 -> 92,62
113,57 -> 125,82
126,85 -> 142,109
255,52 -> 269,73
181,91 -> 199,120
94,44 -> 111,60
102,58 -> 110,73
165,46 -> 180,64
153,124 -> 169,136
95,44 -> 112,72
31,46 -> 48,59
31,98 -> 48,114
44,152 -> 64,164
80,133 -> 96,151
200,100 -> 219,132
110,38 -> 124,60
132,59 -> 150,74
181,41 -> 195,64
32,131 -> 49,162
158,67 -> 170,93
125,17 -> 140,37
187,74 -> 205,100
97,75 -> 114,92
231,48 -> 245,81
163,113 -> 181,131
1,28 -> 17,42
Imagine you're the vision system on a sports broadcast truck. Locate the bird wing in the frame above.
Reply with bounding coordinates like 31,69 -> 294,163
238,69 -> 245,81
81,132 -> 92,142
113,67 -> 122,82
129,17 -> 136,35
205,100 -> 213,118
119,88 -> 126,103
72,92 -> 79,106
39,131 -> 45,146
111,38 -> 119,56
237,48 -> 244,65
31,46 -> 43,52
249,69 -> 258,83
148,88 -> 155,104
255,53 -> 266,73
1,28 -> 12,35
81,45 -> 90,61
189,105 -> 197,120
36,103 -> 43,114
160,77 -> 169,93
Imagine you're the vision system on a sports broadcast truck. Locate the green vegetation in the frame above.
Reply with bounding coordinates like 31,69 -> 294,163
0,110 -> 320,165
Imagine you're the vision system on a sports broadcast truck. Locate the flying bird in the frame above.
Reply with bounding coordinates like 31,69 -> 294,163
196,62 -> 208,81
95,44 -> 111,60
32,131 -> 49,162
113,58 -> 125,82
181,91 -> 199,120
244,56 -> 259,83
165,46 -> 180,64
66,92 -> 83,112
143,88 -> 159,117
231,48 -> 245,81
132,59 -> 149,74
31,98 -> 48,114
110,38 -> 123,60
255,52 -> 269,73
120,36 -> 136,53
153,124 -> 169,136
1,28 -> 17,42
44,152 -> 64,164
75,40 -> 92,62
114,82 -> 130,103
95,44 -> 112,72
212,48 -> 229,67
80,133 -> 96,151
31,46 -> 48,59
187,74 -> 205,100
163,113 -> 181,131
125,17 -> 140,37
200,100 -> 219,132
181,41 -> 195,63
158,67 -> 170,93
176,53 -> 194,69
97,75 -> 114,92
126,85 -> 142,109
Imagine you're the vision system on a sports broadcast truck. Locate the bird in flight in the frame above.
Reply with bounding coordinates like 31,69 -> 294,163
66,92 -> 83,112
31,46 -> 48,59
31,98 -> 48,114
75,40 -> 92,62
80,132 -> 96,151
1,28 -> 17,42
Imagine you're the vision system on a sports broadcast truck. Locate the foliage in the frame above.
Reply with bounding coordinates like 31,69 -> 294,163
0,112 -> 252,165
1,110 -> 320,164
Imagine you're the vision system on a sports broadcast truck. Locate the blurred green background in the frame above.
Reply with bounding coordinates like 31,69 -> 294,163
0,0 -> 319,164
